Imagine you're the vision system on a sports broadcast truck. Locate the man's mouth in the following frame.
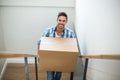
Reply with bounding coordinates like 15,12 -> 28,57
58,25 -> 64,29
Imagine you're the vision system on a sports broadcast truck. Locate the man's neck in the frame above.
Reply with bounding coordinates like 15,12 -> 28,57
56,30 -> 63,36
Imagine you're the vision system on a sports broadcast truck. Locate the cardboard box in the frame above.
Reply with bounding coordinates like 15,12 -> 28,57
38,37 -> 79,72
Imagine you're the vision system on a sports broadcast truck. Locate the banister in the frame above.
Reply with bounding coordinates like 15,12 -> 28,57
0,51 -> 37,58
79,54 -> 120,60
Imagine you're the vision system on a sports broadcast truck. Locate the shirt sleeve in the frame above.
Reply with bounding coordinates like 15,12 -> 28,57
37,39 -> 41,45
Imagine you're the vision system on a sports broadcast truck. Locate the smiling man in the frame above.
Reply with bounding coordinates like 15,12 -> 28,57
38,12 -> 75,80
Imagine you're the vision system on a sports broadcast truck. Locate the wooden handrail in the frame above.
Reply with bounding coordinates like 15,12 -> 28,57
79,54 -> 120,60
0,51 -> 37,58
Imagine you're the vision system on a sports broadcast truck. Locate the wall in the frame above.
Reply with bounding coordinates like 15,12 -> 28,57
1,7 -> 75,54
75,0 -> 120,80
0,9 -> 5,51
0,0 -> 75,7
0,8 -> 6,79
0,0 -> 75,63
0,1 -> 84,79
0,1 -> 85,80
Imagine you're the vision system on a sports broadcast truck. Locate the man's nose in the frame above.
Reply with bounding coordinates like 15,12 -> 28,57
59,21 -> 64,24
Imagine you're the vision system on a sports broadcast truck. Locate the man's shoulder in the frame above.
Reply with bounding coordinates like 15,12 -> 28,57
64,27 -> 74,32
45,26 -> 56,31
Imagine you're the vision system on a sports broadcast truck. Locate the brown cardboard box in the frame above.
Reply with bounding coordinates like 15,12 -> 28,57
38,37 -> 79,72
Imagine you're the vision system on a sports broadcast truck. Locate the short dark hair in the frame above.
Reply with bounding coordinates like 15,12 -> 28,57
57,12 -> 68,21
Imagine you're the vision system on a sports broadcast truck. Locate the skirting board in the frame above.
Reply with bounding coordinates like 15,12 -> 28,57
0,60 -> 7,80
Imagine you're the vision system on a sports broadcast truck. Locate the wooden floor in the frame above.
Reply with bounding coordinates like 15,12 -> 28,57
2,63 -> 70,80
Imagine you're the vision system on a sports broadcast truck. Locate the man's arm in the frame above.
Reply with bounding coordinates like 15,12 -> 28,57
37,39 -> 41,62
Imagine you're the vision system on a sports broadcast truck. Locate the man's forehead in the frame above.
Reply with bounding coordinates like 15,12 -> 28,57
58,16 -> 67,20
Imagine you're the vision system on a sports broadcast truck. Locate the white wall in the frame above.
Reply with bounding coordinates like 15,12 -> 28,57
0,7 -> 6,79
0,0 -> 75,7
0,1 -> 75,54
1,7 -> 75,54
0,8 -> 5,51
0,0 -> 75,63
76,0 -> 120,55
0,1 -> 84,79
75,0 -> 120,80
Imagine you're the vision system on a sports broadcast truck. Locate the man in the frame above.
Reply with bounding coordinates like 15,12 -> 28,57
38,12 -> 75,80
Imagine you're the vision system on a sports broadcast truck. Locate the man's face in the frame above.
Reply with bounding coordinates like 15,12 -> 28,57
56,16 -> 67,31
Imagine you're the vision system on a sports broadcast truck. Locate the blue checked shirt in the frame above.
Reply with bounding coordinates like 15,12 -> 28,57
37,26 -> 75,45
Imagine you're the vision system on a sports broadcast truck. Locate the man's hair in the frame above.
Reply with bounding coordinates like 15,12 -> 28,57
57,12 -> 68,21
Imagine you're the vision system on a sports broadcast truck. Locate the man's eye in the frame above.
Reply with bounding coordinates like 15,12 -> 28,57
63,20 -> 65,22
59,20 -> 61,21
